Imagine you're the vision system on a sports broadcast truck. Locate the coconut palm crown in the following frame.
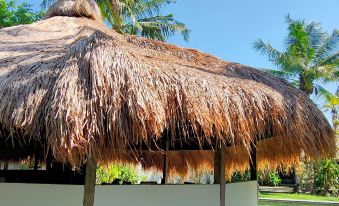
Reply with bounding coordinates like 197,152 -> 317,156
254,15 -> 338,96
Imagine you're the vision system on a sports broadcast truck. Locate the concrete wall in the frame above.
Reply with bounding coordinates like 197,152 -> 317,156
225,181 -> 258,206
0,183 -> 83,206
0,181 -> 258,206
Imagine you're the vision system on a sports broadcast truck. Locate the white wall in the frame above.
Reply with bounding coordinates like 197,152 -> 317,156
0,181 -> 258,206
96,185 -> 218,206
225,181 -> 258,206
0,183 -> 83,206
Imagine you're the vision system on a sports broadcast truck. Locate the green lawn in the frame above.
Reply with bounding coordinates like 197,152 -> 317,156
259,192 -> 339,202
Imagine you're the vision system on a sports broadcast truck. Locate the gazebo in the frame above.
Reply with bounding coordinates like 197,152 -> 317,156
0,0 -> 335,206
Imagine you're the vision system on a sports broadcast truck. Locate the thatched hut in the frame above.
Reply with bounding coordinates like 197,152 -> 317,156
0,0 -> 335,206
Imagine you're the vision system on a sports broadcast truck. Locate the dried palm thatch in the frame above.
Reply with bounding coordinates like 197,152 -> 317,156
44,0 -> 103,23
0,7 -> 335,177
131,138 -> 304,181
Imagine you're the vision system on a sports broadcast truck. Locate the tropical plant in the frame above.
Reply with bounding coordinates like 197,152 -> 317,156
253,15 -> 338,96
230,170 -> 250,183
314,158 -> 339,196
191,170 -> 213,184
0,0 -> 44,28
258,169 -> 282,187
41,0 -> 190,41
96,163 -> 145,184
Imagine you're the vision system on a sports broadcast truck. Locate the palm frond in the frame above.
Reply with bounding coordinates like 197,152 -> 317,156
125,14 -> 190,41
253,40 -> 301,75
314,29 -> 339,63
132,0 -> 174,18
253,40 -> 282,63
305,21 -> 325,50
41,0 -> 56,9
285,14 -> 293,24
314,84 -> 339,107
97,0 -> 116,27
317,52 -> 339,66
119,0 -> 139,24
260,68 -> 293,79
285,17 -> 316,65
312,52 -> 339,83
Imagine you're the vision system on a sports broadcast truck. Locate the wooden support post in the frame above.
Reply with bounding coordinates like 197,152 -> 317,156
250,141 -> 257,181
3,162 -> 8,170
34,156 -> 39,171
83,156 -> 97,206
33,142 -> 39,171
161,137 -> 170,184
214,148 -> 221,184
214,143 -> 226,206
46,151 -> 53,171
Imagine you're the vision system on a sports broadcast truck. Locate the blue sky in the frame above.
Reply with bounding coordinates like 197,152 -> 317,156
22,0 -> 339,120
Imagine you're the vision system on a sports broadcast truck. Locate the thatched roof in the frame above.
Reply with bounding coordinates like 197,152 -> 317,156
44,0 -> 103,22
0,3 -> 335,175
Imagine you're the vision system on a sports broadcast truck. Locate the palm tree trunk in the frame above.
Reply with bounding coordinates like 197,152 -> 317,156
295,74 -> 314,193
299,74 -> 313,96
332,107 -> 338,160
110,0 -> 123,33
332,108 -> 338,131
335,87 -> 339,161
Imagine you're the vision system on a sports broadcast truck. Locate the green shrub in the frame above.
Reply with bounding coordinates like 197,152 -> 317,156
258,169 -> 282,186
96,163 -> 145,185
230,170 -> 250,183
314,158 -> 339,196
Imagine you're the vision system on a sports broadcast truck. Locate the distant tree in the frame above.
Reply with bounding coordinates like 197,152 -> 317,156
0,0 -> 44,28
254,15 -> 338,97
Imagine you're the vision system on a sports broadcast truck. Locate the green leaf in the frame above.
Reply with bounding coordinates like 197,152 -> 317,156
0,0 -> 44,28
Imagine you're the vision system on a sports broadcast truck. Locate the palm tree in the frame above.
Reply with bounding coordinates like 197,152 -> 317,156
319,87 -> 338,131
254,15 -> 338,193
42,0 -> 190,41
320,87 -> 339,161
253,15 -> 338,96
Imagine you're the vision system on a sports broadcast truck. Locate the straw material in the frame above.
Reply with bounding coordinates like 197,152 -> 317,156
0,12 -> 335,174
44,0 -> 103,23
110,139 -> 304,181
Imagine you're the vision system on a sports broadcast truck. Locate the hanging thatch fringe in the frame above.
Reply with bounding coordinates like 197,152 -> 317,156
102,134 -> 327,181
0,14 -> 335,174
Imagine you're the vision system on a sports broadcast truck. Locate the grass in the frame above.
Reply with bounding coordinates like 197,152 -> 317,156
259,192 -> 339,202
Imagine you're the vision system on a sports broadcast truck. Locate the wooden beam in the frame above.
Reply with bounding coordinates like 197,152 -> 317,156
249,141 -> 257,181
83,156 -> 97,206
214,143 -> 226,206
134,138 -> 215,151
